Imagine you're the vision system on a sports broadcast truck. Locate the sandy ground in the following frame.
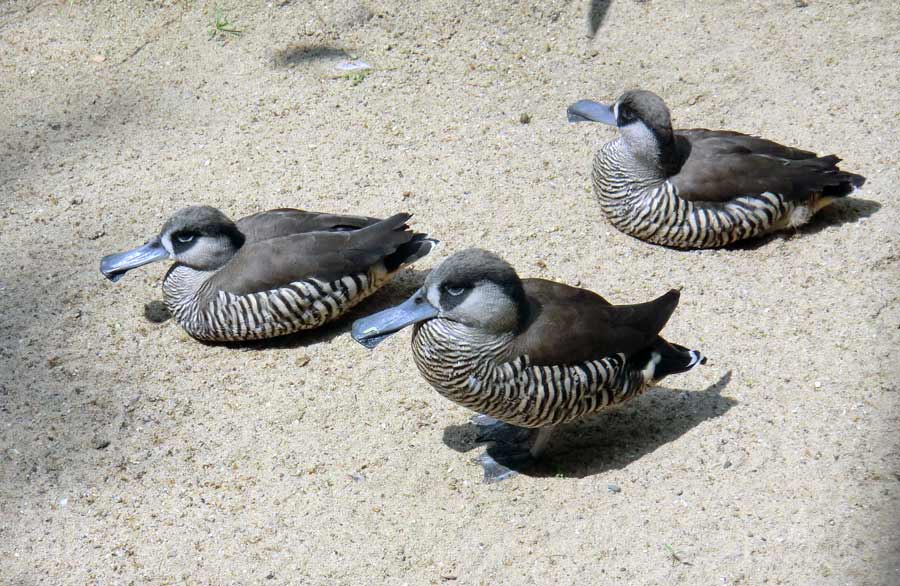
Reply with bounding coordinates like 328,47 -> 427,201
0,0 -> 898,584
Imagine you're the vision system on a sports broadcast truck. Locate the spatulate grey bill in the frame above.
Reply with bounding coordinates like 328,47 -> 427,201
568,89 -> 867,248
100,205 -> 436,342
352,248 -> 706,481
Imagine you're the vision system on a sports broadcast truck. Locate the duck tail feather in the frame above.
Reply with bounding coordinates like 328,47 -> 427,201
384,234 -> 438,272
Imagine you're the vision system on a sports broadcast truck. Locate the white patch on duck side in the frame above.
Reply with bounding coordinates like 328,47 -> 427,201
780,193 -> 838,230
641,352 -> 662,382
787,204 -> 813,228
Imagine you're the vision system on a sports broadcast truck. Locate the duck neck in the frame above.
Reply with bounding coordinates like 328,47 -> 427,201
411,319 -> 515,400
162,265 -> 216,318
596,138 -> 668,192
609,121 -> 681,182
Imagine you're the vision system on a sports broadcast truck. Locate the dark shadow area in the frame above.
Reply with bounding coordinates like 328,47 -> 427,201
588,0 -> 649,37
797,197 -> 882,236
272,43 -> 348,68
442,370 -> 734,480
212,268 -> 429,351
724,197 -> 883,252
587,0 -> 613,37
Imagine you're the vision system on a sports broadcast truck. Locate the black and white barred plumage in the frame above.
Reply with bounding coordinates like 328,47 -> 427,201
569,90 -> 865,249
353,248 -> 705,432
412,318 -> 656,428
101,206 -> 435,342
164,265 -> 386,342
593,140 -> 795,248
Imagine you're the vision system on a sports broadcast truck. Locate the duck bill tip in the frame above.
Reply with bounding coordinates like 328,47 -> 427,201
566,100 -> 617,126
350,290 -> 438,350
99,238 -> 169,283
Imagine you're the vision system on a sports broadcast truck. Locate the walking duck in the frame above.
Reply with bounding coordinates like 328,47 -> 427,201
100,206 -> 435,342
351,248 -> 705,481
567,90 -> 866,248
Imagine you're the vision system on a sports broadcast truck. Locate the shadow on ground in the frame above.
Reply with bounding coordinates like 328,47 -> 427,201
723,197 -> 882,252
272,44 -> 349,68
442,370 -> 734,480
798,197 -> 881,235
587,0 -> 613,37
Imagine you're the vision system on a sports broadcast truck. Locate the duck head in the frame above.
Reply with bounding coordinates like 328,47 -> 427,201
351,248 -> 527,348
568,89 -> 677,171
100,205 -> 246,282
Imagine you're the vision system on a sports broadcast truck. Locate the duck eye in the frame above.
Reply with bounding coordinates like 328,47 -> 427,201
175,233 -> 195,243
445,285 -> 467,296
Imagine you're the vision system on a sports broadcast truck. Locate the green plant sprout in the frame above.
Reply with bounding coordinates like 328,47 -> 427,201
663,544 -> 692,566
210,6 -> 242,40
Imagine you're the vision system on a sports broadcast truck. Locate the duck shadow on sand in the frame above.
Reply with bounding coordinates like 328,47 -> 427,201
442,371 -> 734,480
724,197 -> 881,251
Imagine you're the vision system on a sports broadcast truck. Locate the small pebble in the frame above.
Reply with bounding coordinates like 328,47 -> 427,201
723,460 -> 733,469
92,437 -> 111,450
607,483 -> 621,493
519,113 -> 532,124
144,301 -> 171,323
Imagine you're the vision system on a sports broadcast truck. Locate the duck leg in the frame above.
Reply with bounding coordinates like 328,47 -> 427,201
470,414 -> 531,444
471,417 -> 555,483
529,426 -> 555,459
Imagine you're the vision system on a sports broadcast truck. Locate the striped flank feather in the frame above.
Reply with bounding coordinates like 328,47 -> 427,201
164,265 -> 387,342
412,318 -> 653,428
593,141 -> 794,248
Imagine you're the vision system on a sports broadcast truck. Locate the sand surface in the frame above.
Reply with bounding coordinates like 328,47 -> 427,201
1,1 -> 898,584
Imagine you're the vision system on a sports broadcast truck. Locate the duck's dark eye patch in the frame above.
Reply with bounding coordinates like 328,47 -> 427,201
172,231 -> 198,251
440,282 -> 472,309
619,105 -> 637,123
442,281 -> 471,295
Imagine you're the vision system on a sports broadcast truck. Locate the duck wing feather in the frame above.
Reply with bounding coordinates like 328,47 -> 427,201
670,129 -> 864,203
208,213 -> 419,295
511,280 -> 681,366
236,208 -> 383,244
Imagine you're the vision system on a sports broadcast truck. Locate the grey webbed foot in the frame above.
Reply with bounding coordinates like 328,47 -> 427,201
470,414 -> 500,427
468,416 -> 556,483
476,447 -> 535,483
